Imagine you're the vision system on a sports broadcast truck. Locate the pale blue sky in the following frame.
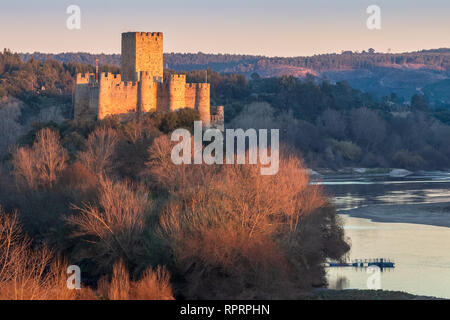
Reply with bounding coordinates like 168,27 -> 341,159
0,0 -> 449,56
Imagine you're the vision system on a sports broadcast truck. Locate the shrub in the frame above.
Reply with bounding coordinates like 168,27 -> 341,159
330,140 -> 362,161
131,265 -> 174,300
142,109 -> 200,133
97,260 -> 174,300
107,260 -> 131,300
393,149 -> 426,170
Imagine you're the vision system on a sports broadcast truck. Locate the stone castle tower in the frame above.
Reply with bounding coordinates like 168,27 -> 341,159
74,32 -> 218,125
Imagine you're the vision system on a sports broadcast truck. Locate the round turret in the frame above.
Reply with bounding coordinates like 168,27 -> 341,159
196,83 -> 211,126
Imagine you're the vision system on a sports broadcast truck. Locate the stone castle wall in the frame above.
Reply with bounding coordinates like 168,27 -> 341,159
75,72 -> 212,121
74,73 -> 97,120
74,32 -> 216,125
121,32 -> 163,82
98,73 -> 138,119
195,83 -> 211,125
138,71 -> 157,113
168,74 -> 186,111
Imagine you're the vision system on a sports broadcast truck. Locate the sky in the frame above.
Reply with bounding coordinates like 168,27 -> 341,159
0,0 -> 449,57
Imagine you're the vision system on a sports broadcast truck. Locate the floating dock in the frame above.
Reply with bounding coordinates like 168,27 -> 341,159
327,258 -> 395,269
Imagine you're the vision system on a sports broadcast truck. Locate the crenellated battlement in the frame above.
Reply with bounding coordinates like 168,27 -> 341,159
124,31 -> 163,38
77,73 -> 94,79
138,71 -> 162,83
100,72 -> 121,78
156,77 -> 187,89
76,73 -> 95,84
170,74 -> 186,81
103,80 -> 138,91
122,32 -> 162,38
196,83 -> 210,89
185,83 -> 210,89
158,82 -> 169,89
98,73 -> 122,88
139,71 -> 151,77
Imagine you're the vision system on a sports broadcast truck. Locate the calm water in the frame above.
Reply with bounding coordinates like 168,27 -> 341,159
316,171 -> 450,299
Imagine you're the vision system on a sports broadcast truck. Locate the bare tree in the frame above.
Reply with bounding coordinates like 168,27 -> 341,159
11,128 -> 67,189
350,107 -> 386,150
78,127 -> 119,176
33,128 -> 68,187
67,176 -> 151,270
0,207 -> 80,300
316,108 -> 346,139
229,102 -> 277,130
11,147 -> 37,189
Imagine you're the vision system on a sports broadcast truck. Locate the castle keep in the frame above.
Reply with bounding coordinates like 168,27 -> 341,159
74,32 -> 221,126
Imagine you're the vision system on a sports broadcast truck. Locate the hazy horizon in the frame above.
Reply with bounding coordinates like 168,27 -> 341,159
15,46 -> 450,59
1,0 -> 449,57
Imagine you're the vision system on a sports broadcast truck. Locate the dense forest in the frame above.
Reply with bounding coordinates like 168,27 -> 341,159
2,50 -> 450,170
20,49 -> 450,106
21,48 -> 450,73
223,75 -> 450,170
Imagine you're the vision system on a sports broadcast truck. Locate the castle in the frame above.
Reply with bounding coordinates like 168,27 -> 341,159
74,32 -> 223,127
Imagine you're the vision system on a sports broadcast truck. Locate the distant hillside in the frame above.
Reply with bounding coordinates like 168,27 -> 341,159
20,52 -> 122,66
21,49 -> 450,73
20,49 -> 450,104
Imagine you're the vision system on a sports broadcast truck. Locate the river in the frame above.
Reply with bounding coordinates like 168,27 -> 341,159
315,171 -> 450,299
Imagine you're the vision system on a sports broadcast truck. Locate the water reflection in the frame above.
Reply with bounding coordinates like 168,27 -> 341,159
320,171 -> 450,298
330,276 -> 350,290
317,173 -> 450,211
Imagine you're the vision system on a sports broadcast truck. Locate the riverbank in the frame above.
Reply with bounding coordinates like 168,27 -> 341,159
313,167 -> 450,178
321,172 -> 450,299
308,289 -> 441,300
340,202 -> 450,228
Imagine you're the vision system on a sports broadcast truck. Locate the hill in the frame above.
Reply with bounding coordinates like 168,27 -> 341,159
20,50 -> 450,105
3,49 -> 450,172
